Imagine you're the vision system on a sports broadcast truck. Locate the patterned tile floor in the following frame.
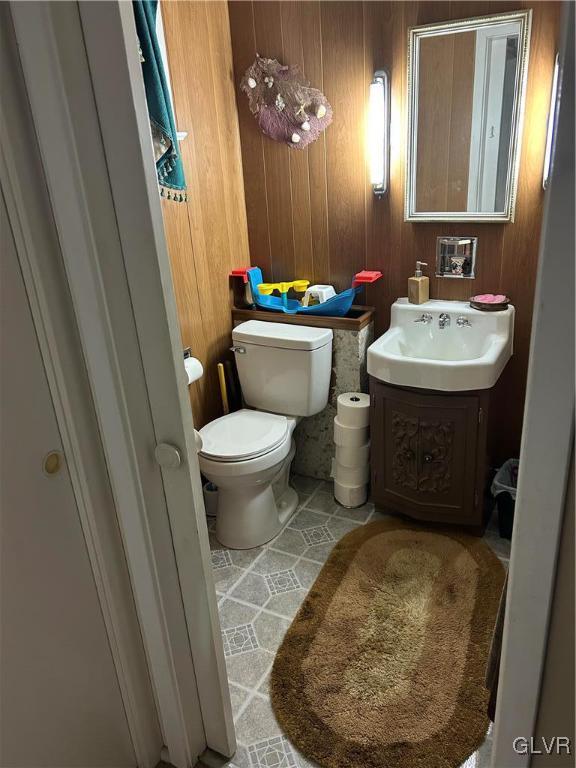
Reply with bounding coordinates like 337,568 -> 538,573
208,475 -> 511,768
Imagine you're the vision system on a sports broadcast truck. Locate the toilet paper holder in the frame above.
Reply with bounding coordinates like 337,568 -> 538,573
183,347 -> 204,385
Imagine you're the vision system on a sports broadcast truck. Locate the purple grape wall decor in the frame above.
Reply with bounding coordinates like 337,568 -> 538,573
241,55 -> 333,149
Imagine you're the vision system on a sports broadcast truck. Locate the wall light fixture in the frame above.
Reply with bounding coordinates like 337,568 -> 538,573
368,69 -> 390,197
543,53 -> 560,190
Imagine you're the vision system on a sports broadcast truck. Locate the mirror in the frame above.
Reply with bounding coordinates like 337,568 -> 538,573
406,11 -> 532,222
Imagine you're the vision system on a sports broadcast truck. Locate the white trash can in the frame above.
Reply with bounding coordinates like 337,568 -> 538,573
203,481 -> 219,518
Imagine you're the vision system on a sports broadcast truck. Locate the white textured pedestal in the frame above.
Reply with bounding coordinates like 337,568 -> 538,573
292,323 -> 373,480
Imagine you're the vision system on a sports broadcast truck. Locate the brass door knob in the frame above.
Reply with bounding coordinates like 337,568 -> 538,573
43,451 -> 63,475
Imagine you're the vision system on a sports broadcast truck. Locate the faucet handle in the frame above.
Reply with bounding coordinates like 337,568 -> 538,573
414,313 -> 433,324
456,315 -> 472,327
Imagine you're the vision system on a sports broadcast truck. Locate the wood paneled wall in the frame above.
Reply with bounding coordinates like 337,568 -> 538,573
228,0 -> 560,462
161,1 -> 250,427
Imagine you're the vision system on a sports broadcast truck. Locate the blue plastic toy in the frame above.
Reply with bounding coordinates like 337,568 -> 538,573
231,267 -> 382,317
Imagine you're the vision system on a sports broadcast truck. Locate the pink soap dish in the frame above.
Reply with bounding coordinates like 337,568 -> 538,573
470,294 -> 511,312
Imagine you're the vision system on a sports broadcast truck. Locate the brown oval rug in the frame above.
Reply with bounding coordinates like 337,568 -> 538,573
271,518 -> 505,768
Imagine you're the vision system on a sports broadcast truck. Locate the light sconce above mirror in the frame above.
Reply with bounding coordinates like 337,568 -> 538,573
368,69 -> 390,197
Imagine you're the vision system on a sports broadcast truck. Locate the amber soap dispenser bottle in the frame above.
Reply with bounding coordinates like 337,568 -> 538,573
408,261 -> 429,305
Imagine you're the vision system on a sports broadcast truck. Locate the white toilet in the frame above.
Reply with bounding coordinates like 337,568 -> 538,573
198,320 -> 333,549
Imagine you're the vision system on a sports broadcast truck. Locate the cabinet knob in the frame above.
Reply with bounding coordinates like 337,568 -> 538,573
423,453 -> 433,463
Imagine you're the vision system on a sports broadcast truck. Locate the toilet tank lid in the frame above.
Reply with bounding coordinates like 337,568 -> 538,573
233,320 -> 332,351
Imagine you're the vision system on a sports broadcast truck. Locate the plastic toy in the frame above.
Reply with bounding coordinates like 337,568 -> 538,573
257,280 -> 310,308
230,267 -> 382,317
302,285 -> 337,306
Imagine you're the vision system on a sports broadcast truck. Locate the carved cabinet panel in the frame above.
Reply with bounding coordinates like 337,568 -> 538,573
370,380 -> 488,526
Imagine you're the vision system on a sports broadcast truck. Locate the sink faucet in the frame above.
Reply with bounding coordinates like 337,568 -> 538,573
414,313 -> 433,324
456,315 -> 472,328
438,313 -> 451,329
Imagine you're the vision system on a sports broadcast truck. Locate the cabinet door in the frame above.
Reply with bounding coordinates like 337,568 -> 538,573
371,381 -> 480,523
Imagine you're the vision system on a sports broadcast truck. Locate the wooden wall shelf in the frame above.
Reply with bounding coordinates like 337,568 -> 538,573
231,305 -> 375,332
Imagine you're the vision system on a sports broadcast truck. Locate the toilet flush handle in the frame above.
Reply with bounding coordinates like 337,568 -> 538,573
230,346 -> 246,354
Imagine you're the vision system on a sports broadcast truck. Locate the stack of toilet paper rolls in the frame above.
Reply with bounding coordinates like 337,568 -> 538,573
332,392 -> 370,507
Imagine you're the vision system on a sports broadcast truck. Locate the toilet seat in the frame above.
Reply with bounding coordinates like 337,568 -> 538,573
199,409 -> 289,462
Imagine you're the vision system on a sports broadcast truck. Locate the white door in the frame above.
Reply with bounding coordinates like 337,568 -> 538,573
7,2 -> 235,764
0,192 -> 137,767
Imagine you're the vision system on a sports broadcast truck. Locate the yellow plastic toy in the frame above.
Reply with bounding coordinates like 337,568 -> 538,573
257,280 -> 309,307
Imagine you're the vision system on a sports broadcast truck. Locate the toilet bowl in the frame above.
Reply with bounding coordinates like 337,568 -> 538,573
199,410 -> 299,548
199,320 -> 333,549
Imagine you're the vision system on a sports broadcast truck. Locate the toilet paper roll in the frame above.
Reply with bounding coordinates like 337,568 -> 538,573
185,356 -> 204,385
337,392 -> 370,428
331,458 -> 369,486
336,442 -> 370,468
334,480 -> 368,508
333,417 -> 369,448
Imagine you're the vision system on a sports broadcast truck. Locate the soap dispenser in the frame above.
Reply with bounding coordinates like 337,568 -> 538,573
408,261 -> 429,305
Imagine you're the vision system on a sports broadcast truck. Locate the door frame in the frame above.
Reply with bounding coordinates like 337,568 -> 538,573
6,2 -> 234,766
75,3 -> 235,755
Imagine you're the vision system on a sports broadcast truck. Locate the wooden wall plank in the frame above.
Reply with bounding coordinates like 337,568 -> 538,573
253,2 -> 295,282
161,0 -> 251,427
228,0 -> 560,460
161,198 -> 206,420
172,2 -> 234,384
301,1 -> 330,285
321,1 -> 366,291
280,1 -> 314,283
228,1 -> 272,276
206,1 -> 251,264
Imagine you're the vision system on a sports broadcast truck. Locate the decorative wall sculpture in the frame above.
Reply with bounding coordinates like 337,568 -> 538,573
241,55 -> 332,149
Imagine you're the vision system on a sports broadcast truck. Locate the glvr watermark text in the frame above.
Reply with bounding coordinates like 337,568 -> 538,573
513,737 -> 572,755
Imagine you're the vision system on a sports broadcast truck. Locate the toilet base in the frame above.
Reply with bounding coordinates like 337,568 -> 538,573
215,441 -> 298,549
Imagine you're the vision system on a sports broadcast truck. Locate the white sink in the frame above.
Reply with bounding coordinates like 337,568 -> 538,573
367,299 -> 515,391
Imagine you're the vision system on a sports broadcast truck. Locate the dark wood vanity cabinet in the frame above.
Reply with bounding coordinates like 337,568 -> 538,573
369,379 -> 489,528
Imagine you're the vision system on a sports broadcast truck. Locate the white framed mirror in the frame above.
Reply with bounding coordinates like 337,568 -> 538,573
405,11 -> 532,222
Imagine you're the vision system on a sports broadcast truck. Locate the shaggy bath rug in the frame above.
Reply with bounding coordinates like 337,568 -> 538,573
271,518 -> 505,768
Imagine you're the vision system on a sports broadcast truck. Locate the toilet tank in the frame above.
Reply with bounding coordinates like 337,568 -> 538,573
231,321 -> 333,417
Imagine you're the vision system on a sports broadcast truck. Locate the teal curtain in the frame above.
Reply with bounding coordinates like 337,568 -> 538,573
133,0 -> 187,201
